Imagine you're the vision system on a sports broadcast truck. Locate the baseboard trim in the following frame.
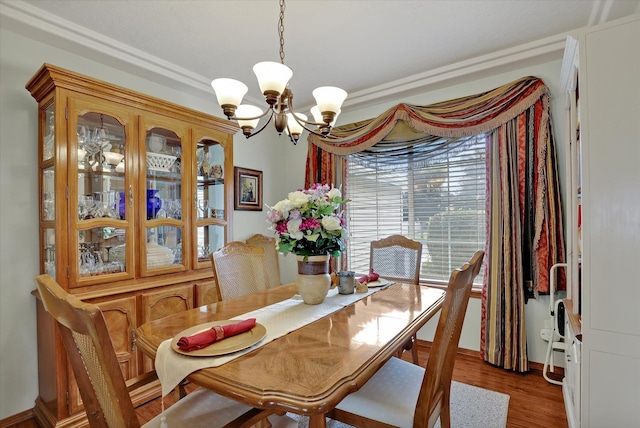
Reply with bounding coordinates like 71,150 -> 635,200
0,408 -> 34,428
415,339 -> 564,376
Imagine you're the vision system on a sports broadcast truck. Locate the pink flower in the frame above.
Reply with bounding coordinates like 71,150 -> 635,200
275,222 -> 288,235
300,218 -> 320,231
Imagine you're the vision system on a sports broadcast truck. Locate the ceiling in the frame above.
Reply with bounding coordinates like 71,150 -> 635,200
2,0 -> 639,113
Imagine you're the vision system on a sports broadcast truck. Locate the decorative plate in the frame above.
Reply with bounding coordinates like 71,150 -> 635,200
171,320 -> 267,357
356,275 -> 393,288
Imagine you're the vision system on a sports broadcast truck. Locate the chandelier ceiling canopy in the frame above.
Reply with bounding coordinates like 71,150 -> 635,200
210,0 -> 347,145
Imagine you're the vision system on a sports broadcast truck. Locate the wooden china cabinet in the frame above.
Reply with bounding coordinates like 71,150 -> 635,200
26,63 -> 238,427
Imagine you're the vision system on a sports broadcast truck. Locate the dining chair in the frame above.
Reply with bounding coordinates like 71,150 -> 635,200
34,274 -> 273,428
211,241 -> 272,301
246,233 -> 281,288
370,234 -> 423,364
329,250 -> 484,428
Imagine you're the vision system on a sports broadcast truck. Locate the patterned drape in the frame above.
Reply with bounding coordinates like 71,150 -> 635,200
306,76 -> 565,371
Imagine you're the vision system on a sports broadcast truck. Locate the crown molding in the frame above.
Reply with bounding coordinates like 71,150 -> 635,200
343,33 -> 567,109
0,0 -> 213,97
1,0 -> 568,110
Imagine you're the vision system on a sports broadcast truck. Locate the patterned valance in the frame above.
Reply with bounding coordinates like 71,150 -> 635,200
307,76 -> 549,155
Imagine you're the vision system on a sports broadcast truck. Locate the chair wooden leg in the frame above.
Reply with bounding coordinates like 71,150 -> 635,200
440,387 -> 452,428
411,334 -> 419,365
172,380 -> 188,400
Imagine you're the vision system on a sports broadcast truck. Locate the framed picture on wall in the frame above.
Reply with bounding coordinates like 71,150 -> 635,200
234,167 -> 263,211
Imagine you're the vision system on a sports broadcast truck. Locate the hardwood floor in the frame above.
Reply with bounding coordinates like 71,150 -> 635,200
135,340 -> 568,428
440,349 -> 567,428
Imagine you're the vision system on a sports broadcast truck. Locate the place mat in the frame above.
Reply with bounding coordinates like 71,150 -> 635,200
155,285 -> 386,397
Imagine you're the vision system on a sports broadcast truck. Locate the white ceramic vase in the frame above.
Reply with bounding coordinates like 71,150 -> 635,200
295,254 -> 331,305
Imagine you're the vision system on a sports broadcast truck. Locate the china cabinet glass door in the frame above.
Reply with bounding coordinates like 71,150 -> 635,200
69,98 -> 134,285
40,101 -> 57,279
140,115 -> 190,276
194,133 -> 231,269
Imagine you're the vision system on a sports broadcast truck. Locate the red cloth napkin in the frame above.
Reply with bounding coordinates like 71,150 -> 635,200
358,271 -> 380,284
177,318 -> 257,352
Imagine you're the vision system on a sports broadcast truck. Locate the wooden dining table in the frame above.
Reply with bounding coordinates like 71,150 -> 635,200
135,282 -> 445,428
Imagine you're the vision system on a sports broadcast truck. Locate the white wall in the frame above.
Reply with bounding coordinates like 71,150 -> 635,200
0,25 -> 568,420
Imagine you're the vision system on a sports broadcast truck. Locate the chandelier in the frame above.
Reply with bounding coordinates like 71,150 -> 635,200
210,0 -> 347,145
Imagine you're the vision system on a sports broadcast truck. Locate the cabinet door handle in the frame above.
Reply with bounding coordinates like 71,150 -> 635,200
128,185 -> 133,207
131,329 -> 136,352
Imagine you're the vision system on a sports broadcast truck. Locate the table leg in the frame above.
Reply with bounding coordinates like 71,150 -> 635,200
308,414 -> 327,428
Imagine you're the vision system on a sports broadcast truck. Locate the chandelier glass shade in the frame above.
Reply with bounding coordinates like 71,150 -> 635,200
210,0 -> 347,145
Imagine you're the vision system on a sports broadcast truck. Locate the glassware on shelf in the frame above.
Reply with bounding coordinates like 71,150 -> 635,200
79,242 -> 105,277
78,195 -> 94,220
101,191 -> 119,219
197,198 -> 209,219
43,112 -> 55,160
77,125 -> 88,146
43,192 -> 55,221
78,240 -> 125,277
44,245 -> 56,277
172,199 -> 182,219
198,244 -> 211,260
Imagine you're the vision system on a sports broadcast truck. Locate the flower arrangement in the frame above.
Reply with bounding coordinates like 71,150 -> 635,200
266,183 -> 349,258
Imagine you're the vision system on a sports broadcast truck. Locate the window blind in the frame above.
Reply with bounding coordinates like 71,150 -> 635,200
346,134 -> 486,286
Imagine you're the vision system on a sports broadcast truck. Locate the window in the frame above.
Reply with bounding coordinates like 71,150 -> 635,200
346,134 -> 486,287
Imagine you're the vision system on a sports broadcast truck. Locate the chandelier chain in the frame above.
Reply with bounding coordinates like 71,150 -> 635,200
278,0 -> 286,64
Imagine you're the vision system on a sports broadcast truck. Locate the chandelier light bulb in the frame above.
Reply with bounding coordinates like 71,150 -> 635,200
235,105 -> 263,135
312,86 -> 348,115
211,78 -> 248,107
253,61 -> 293,97
285,112 -> 307,136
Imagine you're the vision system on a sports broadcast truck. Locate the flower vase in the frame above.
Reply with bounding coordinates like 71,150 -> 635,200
295,254 -> 331,305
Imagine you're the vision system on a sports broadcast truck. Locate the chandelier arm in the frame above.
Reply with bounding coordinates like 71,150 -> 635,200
286,92 -> 331,128
291,113 -> 331,135
241,109 -> 276,139
230,106 -> 272,121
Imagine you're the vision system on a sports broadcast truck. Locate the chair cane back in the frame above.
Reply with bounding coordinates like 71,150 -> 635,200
370,234 -> 423,284
34,274 -> 273,428
246,233 -> 281,287
370,234 -> 423,364
330,251 -> 485,428
211,241 -> 271,301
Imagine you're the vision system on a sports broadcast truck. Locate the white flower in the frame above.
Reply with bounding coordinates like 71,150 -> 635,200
288,191 -> 309,208
321,216 -> 342,231
287,218 -> 303,240
327,187 -> 342,200
273,199 -> 294,216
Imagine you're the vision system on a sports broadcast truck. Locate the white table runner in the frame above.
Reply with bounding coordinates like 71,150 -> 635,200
155,284 -> 390,397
